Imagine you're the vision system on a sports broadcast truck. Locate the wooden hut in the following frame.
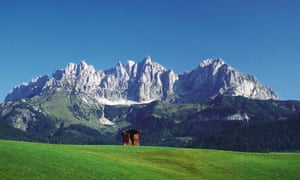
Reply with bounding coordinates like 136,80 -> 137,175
122,129 -> 140,146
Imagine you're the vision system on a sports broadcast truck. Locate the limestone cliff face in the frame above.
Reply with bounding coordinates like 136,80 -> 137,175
4,57 -> 279,104
174,59 -> 279,102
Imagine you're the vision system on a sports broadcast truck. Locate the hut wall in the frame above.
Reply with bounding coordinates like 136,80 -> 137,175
133,133 -> 140,146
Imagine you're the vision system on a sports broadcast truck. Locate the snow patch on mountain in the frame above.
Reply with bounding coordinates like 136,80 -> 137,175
226,112 -> 250,121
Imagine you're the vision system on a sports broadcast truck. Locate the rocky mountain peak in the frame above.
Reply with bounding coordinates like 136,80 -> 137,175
65,60 -> 95,75
139,56 -> 167,75
142,56 -> 152,64
126,60 -> 135,66
200,58 -> 225,68
79,60 -> 88,68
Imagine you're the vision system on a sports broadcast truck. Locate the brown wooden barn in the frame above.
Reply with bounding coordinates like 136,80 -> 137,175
122,129 -> 140,146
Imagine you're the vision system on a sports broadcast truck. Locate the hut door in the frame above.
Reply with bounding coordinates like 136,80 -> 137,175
123,133 -> 130,145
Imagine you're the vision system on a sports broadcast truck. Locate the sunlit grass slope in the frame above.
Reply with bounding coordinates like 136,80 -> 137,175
0,140 -> 299,179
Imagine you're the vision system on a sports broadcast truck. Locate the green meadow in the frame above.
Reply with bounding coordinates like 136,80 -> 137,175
0,140 -> 299,179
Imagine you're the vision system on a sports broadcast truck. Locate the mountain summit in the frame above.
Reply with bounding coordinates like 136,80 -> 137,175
5,57 -> 279,104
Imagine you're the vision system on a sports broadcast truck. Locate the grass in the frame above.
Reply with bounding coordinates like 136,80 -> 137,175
32,91 -> 117,134
0,140 -> 299,179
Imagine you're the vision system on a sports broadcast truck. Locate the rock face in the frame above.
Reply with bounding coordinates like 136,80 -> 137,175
4,57 -> 279,104
174,59 -> 279,102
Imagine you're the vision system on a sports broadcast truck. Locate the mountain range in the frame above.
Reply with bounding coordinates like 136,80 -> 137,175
5,56 -> 279,104
1,57 -> 299,151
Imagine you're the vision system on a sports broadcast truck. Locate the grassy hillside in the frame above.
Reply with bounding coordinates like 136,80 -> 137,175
0,140 -> 299,179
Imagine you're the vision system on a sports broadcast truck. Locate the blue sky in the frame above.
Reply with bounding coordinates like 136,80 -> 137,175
0,0 -> 299,102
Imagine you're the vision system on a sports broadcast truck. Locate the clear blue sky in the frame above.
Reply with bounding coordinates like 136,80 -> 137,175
0,0 -> 299,102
